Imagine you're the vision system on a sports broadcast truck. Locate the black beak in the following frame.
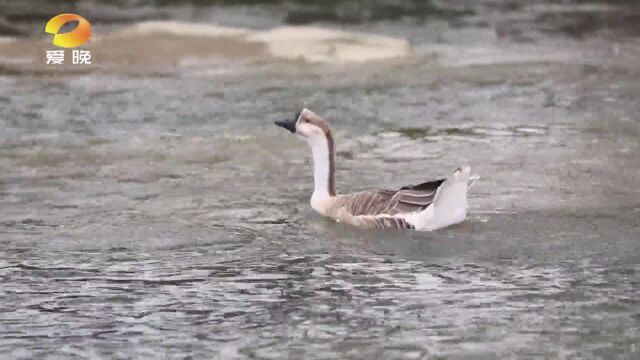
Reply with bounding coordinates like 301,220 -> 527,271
274,118 -> 297,133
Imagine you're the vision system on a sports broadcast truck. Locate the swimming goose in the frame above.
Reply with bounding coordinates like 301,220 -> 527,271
275,108 -> 475,231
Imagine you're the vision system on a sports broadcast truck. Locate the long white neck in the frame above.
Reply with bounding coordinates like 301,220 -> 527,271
307,134 -> 335,201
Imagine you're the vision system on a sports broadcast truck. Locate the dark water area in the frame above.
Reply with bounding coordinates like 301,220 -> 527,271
1,0 -> 640,359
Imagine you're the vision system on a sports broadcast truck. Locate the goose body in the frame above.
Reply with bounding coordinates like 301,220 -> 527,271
275,108 -> 475,231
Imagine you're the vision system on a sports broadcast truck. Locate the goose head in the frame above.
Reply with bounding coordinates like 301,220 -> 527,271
275,108 -> 336,197
274,108 -> 333,143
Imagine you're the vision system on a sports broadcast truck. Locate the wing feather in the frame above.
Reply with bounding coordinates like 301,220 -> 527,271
344,178 -> 446,216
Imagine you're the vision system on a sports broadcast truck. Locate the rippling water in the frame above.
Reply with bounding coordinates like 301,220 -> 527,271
1,1 -> 640,359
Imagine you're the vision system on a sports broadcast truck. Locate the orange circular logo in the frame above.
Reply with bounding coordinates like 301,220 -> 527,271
45,14 -> 92,48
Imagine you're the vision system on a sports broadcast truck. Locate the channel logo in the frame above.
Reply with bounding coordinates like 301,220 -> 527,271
45,14 -> 92,48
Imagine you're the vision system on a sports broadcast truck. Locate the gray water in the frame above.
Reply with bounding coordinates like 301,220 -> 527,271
1,1 -> 640,359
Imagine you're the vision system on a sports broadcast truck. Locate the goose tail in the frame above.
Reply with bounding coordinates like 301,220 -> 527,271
403,166 -> 474,231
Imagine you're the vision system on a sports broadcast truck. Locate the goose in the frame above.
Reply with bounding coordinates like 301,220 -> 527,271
275,108 -> 476,231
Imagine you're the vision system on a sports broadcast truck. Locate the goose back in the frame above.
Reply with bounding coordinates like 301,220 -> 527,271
338,178 -> 446,217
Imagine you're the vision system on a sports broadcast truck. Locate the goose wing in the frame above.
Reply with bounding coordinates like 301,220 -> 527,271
345,178 -> 446,216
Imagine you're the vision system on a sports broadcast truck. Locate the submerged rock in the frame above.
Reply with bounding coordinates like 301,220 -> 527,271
0,20 -> 413,75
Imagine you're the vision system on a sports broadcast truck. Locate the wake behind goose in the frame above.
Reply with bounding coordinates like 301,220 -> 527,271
275,108 -> 477,231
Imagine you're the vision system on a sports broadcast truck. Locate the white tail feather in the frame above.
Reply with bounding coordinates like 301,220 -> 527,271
468,174 -> 480,189
403,166 -> 473,231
